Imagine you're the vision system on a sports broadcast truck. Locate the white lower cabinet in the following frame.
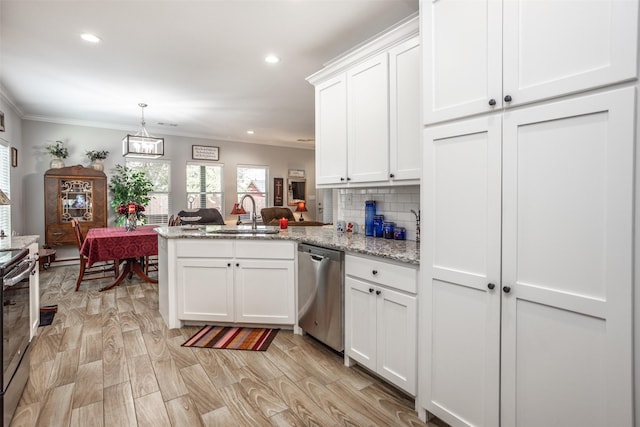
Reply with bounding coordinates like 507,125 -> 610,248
177,258 -> 234,322
173,239 -> 295,326
345,254 -> 418,395
235,259 -> 295,324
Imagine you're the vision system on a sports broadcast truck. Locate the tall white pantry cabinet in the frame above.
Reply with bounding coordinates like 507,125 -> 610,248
419,1 -> 639,427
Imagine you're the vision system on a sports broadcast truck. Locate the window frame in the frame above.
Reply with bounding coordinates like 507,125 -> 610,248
124,158 -> 171,226
185,161 -> 224,214
0,140 -> 9,237
236,165 -> 269,221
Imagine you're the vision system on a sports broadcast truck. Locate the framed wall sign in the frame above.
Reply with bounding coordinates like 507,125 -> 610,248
11,148 -> 17,167
274,177 -> 284,206
288,169 -> 305,178
192,145 -> 219,161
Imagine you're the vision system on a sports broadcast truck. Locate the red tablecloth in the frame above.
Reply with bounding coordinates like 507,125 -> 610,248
81,225 -> 158,267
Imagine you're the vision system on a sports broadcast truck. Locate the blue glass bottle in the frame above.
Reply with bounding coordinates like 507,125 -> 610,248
365,200 -> 376,236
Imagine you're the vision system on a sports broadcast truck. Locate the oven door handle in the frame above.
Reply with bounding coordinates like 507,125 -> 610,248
4,258 -> 37,288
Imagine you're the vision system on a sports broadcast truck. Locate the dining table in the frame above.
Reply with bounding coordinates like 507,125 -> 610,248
80,225 -> 158,292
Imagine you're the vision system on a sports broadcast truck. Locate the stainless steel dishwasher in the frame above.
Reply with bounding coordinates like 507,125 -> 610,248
297,243 -> 344,352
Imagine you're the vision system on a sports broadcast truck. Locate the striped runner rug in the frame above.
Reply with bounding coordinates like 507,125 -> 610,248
181,326 -> 279,351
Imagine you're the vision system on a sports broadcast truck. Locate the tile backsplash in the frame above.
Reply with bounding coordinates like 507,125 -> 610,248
335,185 -> 420,241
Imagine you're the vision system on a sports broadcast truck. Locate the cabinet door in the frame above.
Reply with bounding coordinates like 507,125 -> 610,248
235,260 -> 295,324
376,286 -> 417,395
176,258 -> 234,322
422,0 -> 502,124
389,37 -> 421,181
421,116 -> 502,427
503,0 -> 638,108
315,74 -> 348,185
501,88 -> 635,427
345,276 -> 377,370
347,53 -> 389,183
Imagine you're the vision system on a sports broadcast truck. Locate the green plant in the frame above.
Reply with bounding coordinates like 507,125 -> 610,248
46,140 -> 69,159
108,164 -> 154,225
86,150 -> 109,161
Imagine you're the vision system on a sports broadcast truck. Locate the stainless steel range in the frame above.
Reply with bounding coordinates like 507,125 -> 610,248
0,248 -> 36,426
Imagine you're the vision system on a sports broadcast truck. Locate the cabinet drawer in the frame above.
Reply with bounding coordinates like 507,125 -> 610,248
176,240 -> 233,258
345,254 -> 417,294
235,241 -> 294,259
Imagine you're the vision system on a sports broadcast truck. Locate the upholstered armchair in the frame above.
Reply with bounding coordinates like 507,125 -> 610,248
260,207 -> 326,226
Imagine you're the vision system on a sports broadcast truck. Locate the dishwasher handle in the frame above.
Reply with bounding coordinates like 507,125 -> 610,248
310,255 -> 324,262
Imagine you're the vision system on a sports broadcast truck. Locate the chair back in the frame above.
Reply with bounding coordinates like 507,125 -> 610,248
70,219 -> 84,249
261,207 -> 295,225
177,208 -> 225,225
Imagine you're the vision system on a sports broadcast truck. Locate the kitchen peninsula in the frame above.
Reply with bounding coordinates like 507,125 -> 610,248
155,225 -> 418,329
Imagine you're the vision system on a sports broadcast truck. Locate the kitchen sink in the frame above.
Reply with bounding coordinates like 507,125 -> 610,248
205,225 -> 280,235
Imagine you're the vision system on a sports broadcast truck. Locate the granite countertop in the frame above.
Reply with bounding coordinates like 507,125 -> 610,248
0,235 -> 39,251
155,225 -> 419,265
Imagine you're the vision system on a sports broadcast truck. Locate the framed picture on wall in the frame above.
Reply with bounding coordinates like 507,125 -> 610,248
11,148 -> 17,167
192,145 -> 219,161
0,111 -> 5,132
274,177 -> 284,206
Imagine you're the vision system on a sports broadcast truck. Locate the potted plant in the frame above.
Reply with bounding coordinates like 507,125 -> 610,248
108,164 -> 154,226
46,140 -> 69,169
85,150 -> 109,171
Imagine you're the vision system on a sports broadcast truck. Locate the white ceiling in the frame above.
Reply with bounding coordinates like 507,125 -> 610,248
0,0 -> 418,149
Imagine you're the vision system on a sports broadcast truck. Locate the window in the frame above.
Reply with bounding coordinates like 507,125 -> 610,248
236,166 -> 268,221
125,159 -> 170,225
0,142 -> 9,236
186,163 -> 224,213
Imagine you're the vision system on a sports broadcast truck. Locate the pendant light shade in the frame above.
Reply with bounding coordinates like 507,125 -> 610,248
295,201 -> 307,222
122,103 -> 164,158
230,202 -> 246,225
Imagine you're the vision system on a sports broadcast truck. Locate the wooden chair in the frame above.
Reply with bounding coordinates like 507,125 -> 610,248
71,219 -> 120,291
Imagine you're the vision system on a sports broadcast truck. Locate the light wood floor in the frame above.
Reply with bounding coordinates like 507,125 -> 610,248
10,265 -> 444,427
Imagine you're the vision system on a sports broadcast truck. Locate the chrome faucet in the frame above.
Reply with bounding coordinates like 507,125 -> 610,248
410,209 -> 420,244
240,194 -> 258,229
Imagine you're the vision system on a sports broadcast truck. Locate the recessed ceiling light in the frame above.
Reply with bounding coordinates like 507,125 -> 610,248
264,55 -> 280,64
80,33 -> 101,43
247,130 -> 255,135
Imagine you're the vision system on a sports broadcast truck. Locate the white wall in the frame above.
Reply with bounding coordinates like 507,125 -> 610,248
19,120 -> 315,241
0,94 -> 25,236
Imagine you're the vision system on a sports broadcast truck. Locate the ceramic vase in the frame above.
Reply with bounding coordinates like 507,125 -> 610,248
50,158 -> 65,169
91,159 -> 104,171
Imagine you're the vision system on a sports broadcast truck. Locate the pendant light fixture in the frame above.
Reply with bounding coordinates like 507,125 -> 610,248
122,103 -> 164,158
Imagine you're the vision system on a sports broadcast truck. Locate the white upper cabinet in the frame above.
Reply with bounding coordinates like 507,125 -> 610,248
422,0 -> 502,124
315,74 -> 348,185
347,53 -> 390,183
422,0 -> 638,124
389,37 -> 421,181
308,16 -> 420,187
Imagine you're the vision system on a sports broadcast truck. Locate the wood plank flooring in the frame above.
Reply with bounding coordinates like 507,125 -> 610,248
11,265 -> 446,427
